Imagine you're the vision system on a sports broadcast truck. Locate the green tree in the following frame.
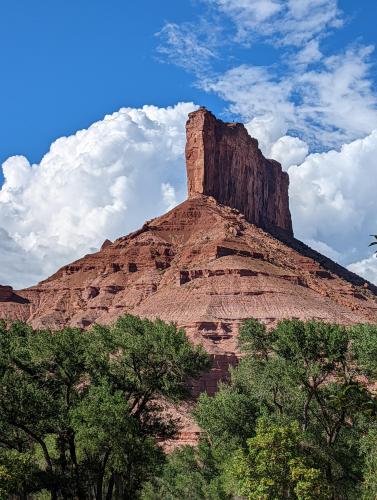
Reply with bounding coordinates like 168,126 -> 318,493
141,442 -> 229,500
146,319 -> 377,499
232,319 -> 377,497
0,315 -> 209,499
224,419 -> 331,500
369,235 -> 377,253
360,426 -> 377,499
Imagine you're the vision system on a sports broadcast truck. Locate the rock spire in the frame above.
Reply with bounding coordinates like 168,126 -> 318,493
185,107 -> 293,236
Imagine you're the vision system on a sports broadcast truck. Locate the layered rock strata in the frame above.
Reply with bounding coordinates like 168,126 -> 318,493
1,195 -> 376,356
0,285 -> 13,302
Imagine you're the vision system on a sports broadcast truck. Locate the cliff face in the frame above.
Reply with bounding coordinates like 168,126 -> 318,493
185,108 -> 293,236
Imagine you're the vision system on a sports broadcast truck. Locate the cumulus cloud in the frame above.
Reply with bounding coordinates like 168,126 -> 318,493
1,100 -> 377,288
0,228 -> 43,289
152,2 -> 377,286
0,103 -> 196,288
2,1 -> 377,289
348,256 -> 377,285
288,130 -> 377,274
269,136 -> 308,170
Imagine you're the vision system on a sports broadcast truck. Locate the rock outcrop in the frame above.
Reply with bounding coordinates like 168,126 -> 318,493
186,108 -> 293,235
1,194 -> 376,351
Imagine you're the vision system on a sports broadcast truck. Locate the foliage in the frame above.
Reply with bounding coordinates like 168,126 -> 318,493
3,316 -> 377,498
141,443 -> 229,500
223,419 -> 331,500
194,384 -> 257,452
141,384 -> 256,499
0,315 -> 209,499
369,234 -> 377,254
233,319 -> 377,497
147,318 -> 377,500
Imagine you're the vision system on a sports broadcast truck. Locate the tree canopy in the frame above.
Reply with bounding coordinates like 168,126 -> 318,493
0,315 -> 209,499
3,316 -> 377,499
144,318 -> 377,500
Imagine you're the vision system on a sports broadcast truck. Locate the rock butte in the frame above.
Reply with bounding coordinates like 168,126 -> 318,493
186,107 -> 293,235
1,108 -> 377,446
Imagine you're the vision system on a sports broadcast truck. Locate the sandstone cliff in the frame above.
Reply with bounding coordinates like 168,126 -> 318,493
186,108 -> 293,235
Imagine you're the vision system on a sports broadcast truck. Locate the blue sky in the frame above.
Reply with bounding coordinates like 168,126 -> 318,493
2,0 -> 376,168
1,0 -> 377,287
0,0 -> 223,170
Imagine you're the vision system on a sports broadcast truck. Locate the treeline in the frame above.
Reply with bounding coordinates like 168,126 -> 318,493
1,317 -> 377,499
143,319 -> 377,500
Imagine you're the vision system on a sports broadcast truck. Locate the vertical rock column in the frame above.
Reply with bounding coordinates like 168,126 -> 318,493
185,107 -> 293,236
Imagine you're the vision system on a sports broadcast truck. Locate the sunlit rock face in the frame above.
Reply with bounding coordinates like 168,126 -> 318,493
185,107 -> 293,236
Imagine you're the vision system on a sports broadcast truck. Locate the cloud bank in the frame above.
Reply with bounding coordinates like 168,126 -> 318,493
288,131 -> 377,280
206,0 -> 342,46
0,103 -> 195,288
1,101 -> 376,289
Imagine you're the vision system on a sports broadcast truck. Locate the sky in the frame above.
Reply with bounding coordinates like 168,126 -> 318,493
1,0 -> 377,288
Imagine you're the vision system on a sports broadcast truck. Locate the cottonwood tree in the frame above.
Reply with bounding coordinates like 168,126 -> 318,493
0,315 -> 209,499
144,319 -> 377,500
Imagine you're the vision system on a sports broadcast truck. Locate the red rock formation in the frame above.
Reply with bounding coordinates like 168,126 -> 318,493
1,194 -> 376,349
186,108 -> 293,235
1,109 -> 376,445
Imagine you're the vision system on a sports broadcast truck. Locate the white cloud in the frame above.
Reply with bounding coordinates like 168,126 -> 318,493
288,130 -> 377,279
244,119 -> 309,170
156,22 -> 220,76
206,0 -> 342,46
294,39 -> 323,65
205,65 -> 294,147
161,182 -> 177,210
269,136 -> 308,169
0,103 -> 196,288
211,0 -> 283,25
0,228 -> 43,289
2,2 -> 377,290
1,100 -> 377,289
205,46 -> 377,149
348,256 -> 377,285
153,2 -> 377,287
305,239 -> 342,262
296,46 -> 377,146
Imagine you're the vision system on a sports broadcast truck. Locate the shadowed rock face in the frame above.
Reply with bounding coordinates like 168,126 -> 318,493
0,285 -> 13,302
185,108 -> 293,236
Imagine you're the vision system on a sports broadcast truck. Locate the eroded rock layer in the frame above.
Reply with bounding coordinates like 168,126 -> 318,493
186,108 -> 293,235
0,285 -> 13,302
1,196 -> 376,445
1,195 -> 376,352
